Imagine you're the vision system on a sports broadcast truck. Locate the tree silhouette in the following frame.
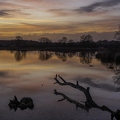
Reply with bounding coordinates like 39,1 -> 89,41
114,25 -> 120,41
68,39 -> 73,43
58,37 -> 68,43
38,37 -> 52,43
80,34 -> 93,42
80,34 -> 94,48
16,36 -> 23,41
38,37 -> 52,48
15,36 -> 23,47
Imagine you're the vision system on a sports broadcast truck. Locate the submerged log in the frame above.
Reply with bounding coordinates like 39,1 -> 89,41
54,74 -> 120,120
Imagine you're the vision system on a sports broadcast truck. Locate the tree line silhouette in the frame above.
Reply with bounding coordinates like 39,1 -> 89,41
0,35 -> 120,51
0,35 -> 119,50
0,25 -> 120,51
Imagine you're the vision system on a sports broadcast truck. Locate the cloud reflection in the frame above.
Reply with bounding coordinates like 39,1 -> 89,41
0,71 -> 8,78
74,77 -> 117,92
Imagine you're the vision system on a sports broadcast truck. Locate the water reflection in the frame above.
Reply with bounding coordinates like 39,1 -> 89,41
76,77 -> 117,92
55,52 -> 68,62
67,52 -> 75,58
77,51 -> 95,65
7,50 -> 120,90
95,51 -> 120,89
11,51 -> 27,62
0,71 -> 8,78
55,52 -> 76,62
96,51 -> 120,66
0,50 -> 120,120
10,50 -> 94,64
113,70 -> 120,90
38,51 -> 53,61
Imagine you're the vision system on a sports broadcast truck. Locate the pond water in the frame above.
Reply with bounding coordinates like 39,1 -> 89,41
0,50 -> 120,120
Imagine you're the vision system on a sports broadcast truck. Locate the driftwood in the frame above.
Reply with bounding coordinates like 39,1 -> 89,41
8,96 -> 34,111
54,75 -> 120,120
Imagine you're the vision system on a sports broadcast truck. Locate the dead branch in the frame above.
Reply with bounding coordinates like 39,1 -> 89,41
53,75 -> 120,120
54,89 -> 87,110
54,74 -> 98,107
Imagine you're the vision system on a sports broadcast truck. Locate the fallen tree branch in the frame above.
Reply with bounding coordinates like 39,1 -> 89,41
54,89 -> 87,110
54,75 -> 98,107
54,75 -> 120,120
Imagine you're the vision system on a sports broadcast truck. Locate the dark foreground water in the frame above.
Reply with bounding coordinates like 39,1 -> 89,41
0,50 -> 120,120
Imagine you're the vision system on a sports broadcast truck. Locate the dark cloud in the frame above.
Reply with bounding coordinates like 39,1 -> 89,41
0,1 -> 31,17
0,9 -> 30,18
76,0 -> 120,13
47,0 -> 120,17
47,9 -> 71,17
0,71 -> 8,77
0,9 -> 19,17
0,10 -> 10,17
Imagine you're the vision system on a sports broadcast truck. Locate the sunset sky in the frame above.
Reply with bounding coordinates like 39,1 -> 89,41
0,0 -> 120,41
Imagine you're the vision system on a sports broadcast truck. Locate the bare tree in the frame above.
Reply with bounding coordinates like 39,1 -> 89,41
80,34 -> 93,42
15,36 -> 23,47
58,37 -> 68,43
68,39 -> 74,43
16,36 -> 23,41
38,37 -> 52,43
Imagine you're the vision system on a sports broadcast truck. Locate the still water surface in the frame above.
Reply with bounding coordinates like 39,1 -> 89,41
0,50 -> 120,120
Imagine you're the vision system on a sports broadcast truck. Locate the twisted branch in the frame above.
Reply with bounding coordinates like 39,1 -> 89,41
54,75 -> 120,120
54,75 -> 98,108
